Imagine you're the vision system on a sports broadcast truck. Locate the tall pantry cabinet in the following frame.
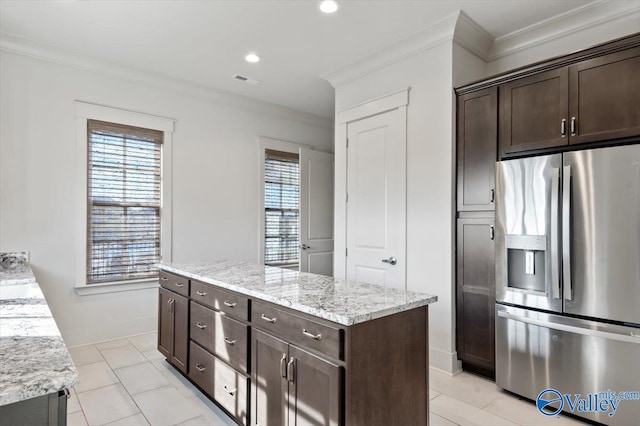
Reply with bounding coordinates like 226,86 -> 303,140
455,88 -> 497,377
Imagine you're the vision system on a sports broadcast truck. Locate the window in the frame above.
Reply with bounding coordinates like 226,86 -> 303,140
264,149 -> 300,267
87,120 -> 162,283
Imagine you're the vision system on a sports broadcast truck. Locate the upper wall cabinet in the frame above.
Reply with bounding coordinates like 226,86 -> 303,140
568,46 -> 640,145
499,68 -> 569,157
457,87 -> 498,211
499,41 -> 640,157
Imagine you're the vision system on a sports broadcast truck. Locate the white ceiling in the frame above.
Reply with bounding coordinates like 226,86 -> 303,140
0,0 -> 595,118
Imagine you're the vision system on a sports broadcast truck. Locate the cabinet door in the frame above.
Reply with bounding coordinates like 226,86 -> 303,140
456,218 -> 495,373
171,292 -> 189,373
500,68 -> 568,156
158,288 -> 173,359
457,87 -> 498,211
251,330 -> 288,426
569,46 -> 640,144
288,345 -> 342,426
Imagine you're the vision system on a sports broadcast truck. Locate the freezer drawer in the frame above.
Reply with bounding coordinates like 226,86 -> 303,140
496,304 -> 640,426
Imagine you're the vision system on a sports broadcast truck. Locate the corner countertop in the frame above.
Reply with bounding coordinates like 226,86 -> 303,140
158,260 -> 437,326
0,253 -> 78,406
0,252 -> 36,286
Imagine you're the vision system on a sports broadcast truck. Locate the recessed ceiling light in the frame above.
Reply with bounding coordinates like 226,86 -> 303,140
319,0 -> 339,14
245,53 -> 260,63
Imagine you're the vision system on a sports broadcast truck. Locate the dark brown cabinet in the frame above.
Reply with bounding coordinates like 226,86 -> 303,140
499,42 -> 640,157
457,87 -> 498,211
251,329 -> 341,426
158,268 -> 430,425
456,218 -> 495,373
500,68 -> 569,156
158,287 -> 188,373
568,46 -> 640,144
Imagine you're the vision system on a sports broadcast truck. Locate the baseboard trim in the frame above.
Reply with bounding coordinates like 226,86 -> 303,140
429,346 -> 462,375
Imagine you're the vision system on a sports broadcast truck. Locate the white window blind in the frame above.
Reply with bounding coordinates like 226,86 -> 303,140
264,149 -> 300,266
87,120 -> 162,283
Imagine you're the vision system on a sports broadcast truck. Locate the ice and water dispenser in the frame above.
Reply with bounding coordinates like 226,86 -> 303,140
505,234 -> 547,293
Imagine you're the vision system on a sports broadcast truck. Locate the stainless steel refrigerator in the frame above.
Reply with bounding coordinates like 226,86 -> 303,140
495,144 -> 640,425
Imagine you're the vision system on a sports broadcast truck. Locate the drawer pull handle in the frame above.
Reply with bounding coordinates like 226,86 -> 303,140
160,277 -> 168,281
224,337 -> 237,345
223,385 -> 236,396
195,322 -> 207,329
223,300 -> 237,308
302,329 -> 322,340
261,314 -> 277,323
195,363 -> 206,372
196,290 -> 207,296
175,282 -> 184,288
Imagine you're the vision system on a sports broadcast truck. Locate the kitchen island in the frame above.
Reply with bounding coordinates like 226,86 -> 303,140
0,252 -> 78,425
158,260 -> 437,426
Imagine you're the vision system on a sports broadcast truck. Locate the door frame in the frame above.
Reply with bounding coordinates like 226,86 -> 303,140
257,136 -> 332,268
334,88 -> 409,280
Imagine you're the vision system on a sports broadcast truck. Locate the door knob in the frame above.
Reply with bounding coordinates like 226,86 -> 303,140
301,244 -> 310,250
381,257 -> 397,266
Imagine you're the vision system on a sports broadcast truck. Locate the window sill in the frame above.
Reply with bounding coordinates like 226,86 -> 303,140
74,278 -> 159,296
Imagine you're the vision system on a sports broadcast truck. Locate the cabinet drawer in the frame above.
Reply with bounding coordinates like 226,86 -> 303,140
159,270 -> 189,297
253,301 -> 343,360
189,342 -> 248,425
191,280 -> 249,322
190,301 -> 248,373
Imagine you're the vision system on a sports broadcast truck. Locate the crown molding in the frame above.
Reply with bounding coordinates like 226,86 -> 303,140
321,11 -> 460,88
488,0 -> 640,61
453,11 -> 494,62
0,32 -> 333,129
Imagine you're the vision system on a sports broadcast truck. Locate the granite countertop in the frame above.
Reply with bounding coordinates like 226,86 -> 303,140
158,260 -> 437,325
0,252 -> 36,286
0,253 -> 78,406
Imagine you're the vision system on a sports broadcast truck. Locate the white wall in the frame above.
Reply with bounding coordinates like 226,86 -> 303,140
334,41 -> 464,373
0,51 -> 333,346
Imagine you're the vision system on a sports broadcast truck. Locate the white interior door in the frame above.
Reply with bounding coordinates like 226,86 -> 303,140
299,148 -> 334,276
346,108 -> 406,289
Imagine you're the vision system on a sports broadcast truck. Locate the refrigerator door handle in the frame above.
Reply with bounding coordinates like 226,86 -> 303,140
497,308 -> 640,344
562,165 -> 573,300
550,167 -> 561,299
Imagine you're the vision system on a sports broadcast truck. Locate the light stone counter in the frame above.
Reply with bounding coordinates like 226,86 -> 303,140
0,252 -> 36,286
0,254 -> 78,406
158,260 -> 437,326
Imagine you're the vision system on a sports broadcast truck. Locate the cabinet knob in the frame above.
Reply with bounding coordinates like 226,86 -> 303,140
195,363 -> 206,372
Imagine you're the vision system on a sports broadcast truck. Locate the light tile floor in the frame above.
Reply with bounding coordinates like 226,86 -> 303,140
67,332 -> 588,426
